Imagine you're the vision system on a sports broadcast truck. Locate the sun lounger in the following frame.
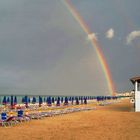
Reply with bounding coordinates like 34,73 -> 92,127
0,116 -> 19,127
29,113 -> 42,120
16,110 -> 26,122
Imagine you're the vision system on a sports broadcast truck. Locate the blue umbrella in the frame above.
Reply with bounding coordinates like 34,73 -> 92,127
75,97 -> 79,105
64,97 -> 68,105
84,97 -> 87,104
7,97 -> 10,104
56,96 -> 60,106
28,97 -> 31,103
69,97 -> 72,101
71,97 -> 74,105
24,96 -> 28,108
46,97 -> 48,103
11,96 -> 14,109
49,96 -> 52,105
61,97 -> 63,103
57,96 -> 60,101
107,96 -> 111,100
24,96 -> 27,104
22,97 -> 25,103
32,97 -> 36,104
47,96 -> 52,106
2,96 -> 6,105
52,97 -> 55,103
97,96 -> 100,102
14,96 -> 17,105
44,97 -> 46,103
39,96 -> 43,107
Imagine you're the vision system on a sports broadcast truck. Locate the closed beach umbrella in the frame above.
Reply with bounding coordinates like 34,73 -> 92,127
47,96 -> 52,106
69,97 -> 71,101
24,96 -> 28,108
11,96 -> 14,109
71,97 -> 74,105
64,97 -> 68,105
56,99 -> 60,106
28,97 -> 31,103
61,97 -> 63,103
14,96 -> 17,105
46,97 -> 48,104
56,96 -> 60,106
39,96 -> 43,107
32,97 -> 36,104
102,96 -> 104,101
75,97 -> 79,105
84,97 -> 87,104
52,97 -> 55,103
107,96 -> 111,100
97,96 -> 100,102
47,97 -> 49,105
49,97 -> 52,105
2,96 -> 7,105
44,97 -> 46,103
7,97 -> 10,104
22,97 -> 25,103
57,96 -> 60,101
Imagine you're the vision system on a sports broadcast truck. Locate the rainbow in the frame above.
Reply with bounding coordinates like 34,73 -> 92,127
62,0 -> 115,96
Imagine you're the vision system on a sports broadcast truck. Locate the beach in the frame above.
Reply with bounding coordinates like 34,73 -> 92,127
0,99 -> 140,140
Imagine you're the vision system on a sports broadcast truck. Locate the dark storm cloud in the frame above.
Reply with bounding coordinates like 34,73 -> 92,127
0,0 -> 109,95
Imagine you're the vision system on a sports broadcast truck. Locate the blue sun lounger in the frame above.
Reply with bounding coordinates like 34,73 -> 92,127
0,113 -> 18,127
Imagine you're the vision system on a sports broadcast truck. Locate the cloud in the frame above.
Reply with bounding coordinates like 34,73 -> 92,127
126,30 -> 140,44
106,28 -> 114,39
87,33 -> 98,41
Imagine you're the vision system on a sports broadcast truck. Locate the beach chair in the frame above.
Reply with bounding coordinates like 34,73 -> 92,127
40,112 -> 48,117
29,113 -> 42,120
0,112 -> 9,127
7,116 -> 19,126
16,110 -> 27,122
46,111 -> 53,117
0,112 -> 18,127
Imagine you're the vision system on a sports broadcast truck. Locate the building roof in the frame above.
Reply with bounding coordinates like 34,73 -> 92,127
130,76 -> 140,83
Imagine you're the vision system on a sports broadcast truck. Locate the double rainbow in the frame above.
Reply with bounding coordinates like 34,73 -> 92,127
63,0 -> 115,96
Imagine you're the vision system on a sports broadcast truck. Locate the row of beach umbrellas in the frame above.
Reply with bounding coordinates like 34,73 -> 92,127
2,96 -> 17,106
1,95 -> 120,108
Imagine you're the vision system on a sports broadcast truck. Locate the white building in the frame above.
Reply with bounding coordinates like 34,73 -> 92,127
130,77 -> 140,112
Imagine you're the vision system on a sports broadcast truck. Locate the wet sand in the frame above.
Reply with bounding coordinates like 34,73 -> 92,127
0,99 -> 140,140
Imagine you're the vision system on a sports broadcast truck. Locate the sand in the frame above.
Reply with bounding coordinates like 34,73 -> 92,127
0,99 -> 140,140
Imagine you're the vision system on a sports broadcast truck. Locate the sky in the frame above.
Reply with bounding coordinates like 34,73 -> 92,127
0,0 -> 140,95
